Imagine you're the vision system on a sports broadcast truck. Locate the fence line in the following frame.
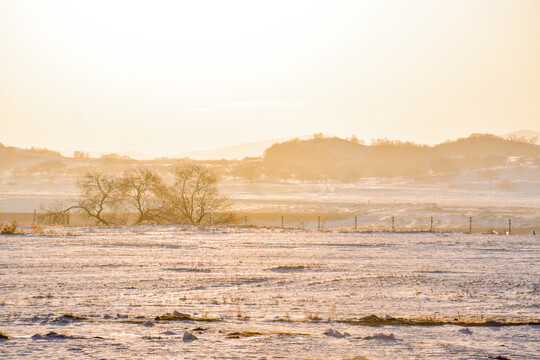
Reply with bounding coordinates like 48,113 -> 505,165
0,210 -> 536,235
265,214 -> 528,235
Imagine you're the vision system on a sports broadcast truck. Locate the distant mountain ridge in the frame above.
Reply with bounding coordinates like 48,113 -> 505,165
1,130 -> 538,170
174,136 -> 306,160
174,129 -> 540,160
260,133 -> 540,181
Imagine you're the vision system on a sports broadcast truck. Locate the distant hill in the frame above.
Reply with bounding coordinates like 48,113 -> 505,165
435,133 -> 540,156
0,143 -> 66,169
3,132 -> 539,182
262,136 -> 368,181
258,133 -> 540,181
0,142 -> 139,173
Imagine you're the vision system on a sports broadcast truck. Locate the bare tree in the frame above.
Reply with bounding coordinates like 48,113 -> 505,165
118,168 -> 167,224
41,166 -> 233,226
76,171 -> 121,225
168,163 -> 231,225
40,172 -> 120,225
40,200 -> 73,225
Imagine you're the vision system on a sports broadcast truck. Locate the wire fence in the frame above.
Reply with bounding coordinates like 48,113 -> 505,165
1,210 -> 537,235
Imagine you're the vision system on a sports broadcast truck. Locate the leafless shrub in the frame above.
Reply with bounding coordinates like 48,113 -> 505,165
40,201 -> 73,225
1,221 -> 19,234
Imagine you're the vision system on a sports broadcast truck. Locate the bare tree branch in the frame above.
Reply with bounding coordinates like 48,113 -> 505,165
168,163 -> 231,225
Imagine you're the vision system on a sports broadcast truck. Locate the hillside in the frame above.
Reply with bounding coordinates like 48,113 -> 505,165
0,143 -> 66,169
0,143 -> 141,175
257,134 -> 540,181
2,133 -> 539,183
262,136 -> 367,181
434,133 -> 540,157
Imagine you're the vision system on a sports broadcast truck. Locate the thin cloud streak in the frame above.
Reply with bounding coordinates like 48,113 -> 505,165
186,100 -> 311,113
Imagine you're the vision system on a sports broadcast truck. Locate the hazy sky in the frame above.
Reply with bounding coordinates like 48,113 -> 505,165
1,0 -> 539,156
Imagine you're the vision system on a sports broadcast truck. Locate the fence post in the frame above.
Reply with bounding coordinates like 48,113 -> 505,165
318,216 -> 320,231
392,217 -> 395,231
354,216 -> 357,231
33,209 -> 36,225
508,219 -> 511,235
469,217 -> 472,234
430,216 -> 433,232
281,215 -> 284,229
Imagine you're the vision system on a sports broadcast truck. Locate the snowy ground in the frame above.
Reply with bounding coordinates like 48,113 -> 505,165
0,226 -> 538,359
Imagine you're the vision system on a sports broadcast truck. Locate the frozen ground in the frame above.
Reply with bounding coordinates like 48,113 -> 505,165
0,226 -> 539,359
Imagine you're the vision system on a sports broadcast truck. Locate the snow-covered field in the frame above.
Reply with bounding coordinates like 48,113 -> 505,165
1,226 -> 538,359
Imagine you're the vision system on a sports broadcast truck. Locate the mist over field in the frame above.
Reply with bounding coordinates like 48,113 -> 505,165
1,132 -> 539,233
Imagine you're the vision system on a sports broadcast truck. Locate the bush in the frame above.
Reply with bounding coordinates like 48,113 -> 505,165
31,223 -> 45,234
1,221 -> 18,234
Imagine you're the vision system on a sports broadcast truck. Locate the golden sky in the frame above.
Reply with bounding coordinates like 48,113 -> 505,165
1,0 -> 539,156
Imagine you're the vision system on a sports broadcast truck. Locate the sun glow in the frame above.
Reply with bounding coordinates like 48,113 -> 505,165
1,0 -> 539,156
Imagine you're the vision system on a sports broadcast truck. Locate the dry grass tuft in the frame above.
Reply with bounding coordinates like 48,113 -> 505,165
155,314 -> 221,322
1,221 -> 19,234
226,331 -> 309,338
337,314 -> 540,327
31,223 -> 45,234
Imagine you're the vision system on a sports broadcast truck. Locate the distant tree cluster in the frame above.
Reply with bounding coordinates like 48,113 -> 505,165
99,153 -> 134,163
74,151 -> 90,159
505,134 -> 538,144
42,164 -> 233,226
26,147 -> 62,157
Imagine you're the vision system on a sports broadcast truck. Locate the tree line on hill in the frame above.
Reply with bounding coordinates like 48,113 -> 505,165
231,133 -> 540,182
2,133 -> 539,184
